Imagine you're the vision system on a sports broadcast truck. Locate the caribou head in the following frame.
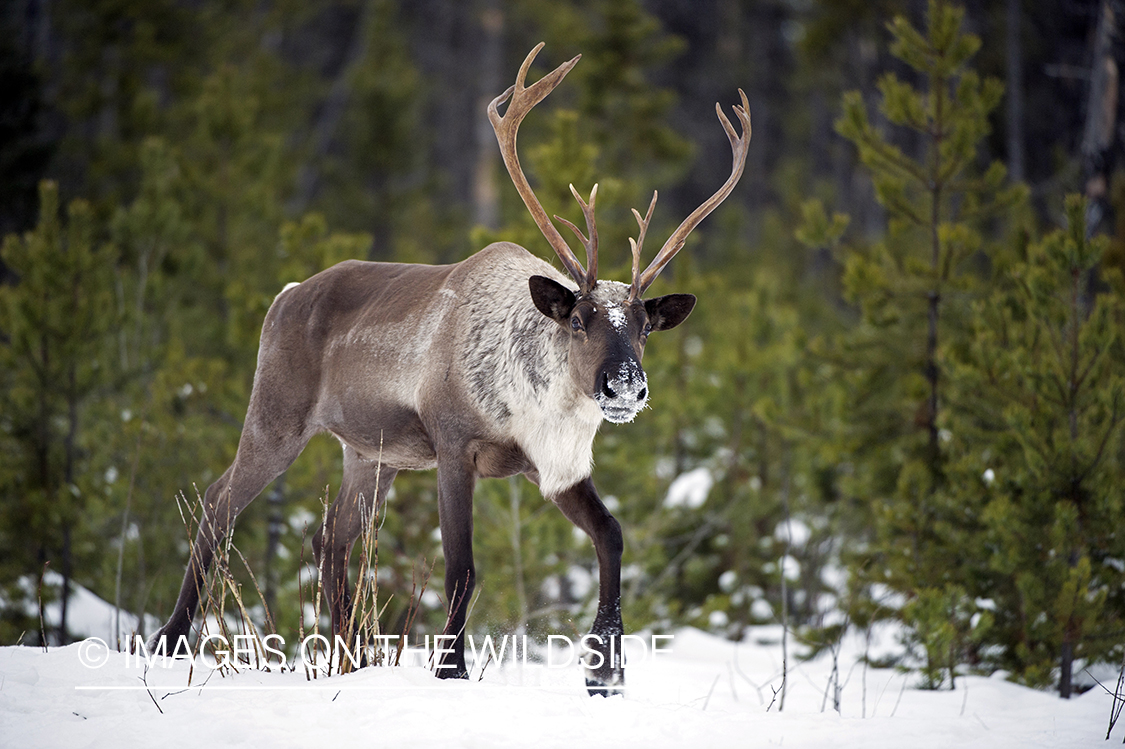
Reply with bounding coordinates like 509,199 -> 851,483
489,44 -> 750,424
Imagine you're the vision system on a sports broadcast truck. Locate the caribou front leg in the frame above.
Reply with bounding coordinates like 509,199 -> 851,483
553,477 -> 625,696
435,457 -> 476,679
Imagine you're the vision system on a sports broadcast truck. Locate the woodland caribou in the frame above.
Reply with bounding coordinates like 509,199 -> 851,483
153,44 -> 750,694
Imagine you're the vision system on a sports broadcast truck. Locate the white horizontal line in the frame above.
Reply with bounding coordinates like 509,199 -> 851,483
73,684 -> 621,693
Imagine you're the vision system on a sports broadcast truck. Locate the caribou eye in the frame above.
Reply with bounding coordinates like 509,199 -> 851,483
571,316 -> 583,332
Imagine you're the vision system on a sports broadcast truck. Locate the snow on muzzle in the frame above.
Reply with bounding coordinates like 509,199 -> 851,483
595,361 -> 649,424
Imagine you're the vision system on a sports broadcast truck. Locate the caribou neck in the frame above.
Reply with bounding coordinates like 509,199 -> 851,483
445,243 -> 603,497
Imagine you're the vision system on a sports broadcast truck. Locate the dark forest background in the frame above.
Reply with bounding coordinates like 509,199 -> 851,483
1,0 -> 1123,699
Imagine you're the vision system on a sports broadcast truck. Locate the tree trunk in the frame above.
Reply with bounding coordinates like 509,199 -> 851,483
1059,639 -> 1074,698
471,0 -> 503,230
288,0 -> 377,215
59,364 -> 78,646
59,522 -> 71,645
778,447 -> 792,712
1082,0 -> 1123,237
1006,0 -> 1025,182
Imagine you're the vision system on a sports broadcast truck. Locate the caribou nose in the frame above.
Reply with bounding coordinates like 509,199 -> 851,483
599,363 -> 648,403
600,372 -> 618,400
597,363 -> 649,423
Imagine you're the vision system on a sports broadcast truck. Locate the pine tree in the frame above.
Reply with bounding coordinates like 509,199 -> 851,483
101,124 -> 374,641
0,181 -> 117,644
946,195 -> 1125,696
800,0 -> 1025,688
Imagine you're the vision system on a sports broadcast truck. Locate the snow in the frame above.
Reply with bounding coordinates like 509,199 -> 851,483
605,303 -> 627,331
718,570 -> 737,592
780,554 -> 801,581
776,518 -> 812,547
664,467 -> 713,509
2,549 -> 1117,748
14,572 -> 161,647
751,598 -> 774,619
566,565 -> 594,599
0,623 -> 1115,748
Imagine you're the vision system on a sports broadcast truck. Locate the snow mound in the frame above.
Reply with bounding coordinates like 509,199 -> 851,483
665,467 -> 713,509
9,571 -> 161,645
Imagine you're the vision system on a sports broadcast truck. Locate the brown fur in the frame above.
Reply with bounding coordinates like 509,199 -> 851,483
152,242 -> 691,692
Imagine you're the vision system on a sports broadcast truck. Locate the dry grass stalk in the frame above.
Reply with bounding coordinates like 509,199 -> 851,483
161,449 -> 440,684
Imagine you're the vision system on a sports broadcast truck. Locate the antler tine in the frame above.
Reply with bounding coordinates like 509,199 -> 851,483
627,191 -> 658,301
553,183 -> 599,291
636,89 -> 751,295
488,44 -> 589,291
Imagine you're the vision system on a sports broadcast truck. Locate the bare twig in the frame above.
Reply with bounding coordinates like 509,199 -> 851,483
778,449 -> 792,712
114,409 -> 146,651
37,562 -> 50,651
862,624 -> 871,718
394,559 -> 434,667
731,648 -> 765,705
477,651 -> 495,682
767,683 -> 781,712
702,674 -> 721,711
821,637 -> 841,713
890,672 -> 909,717
308,488 -> 331,679
1091,653 -> 1125,740
297,521 -> 311,671
140,666 -> 163,715
340,434 -> 384,674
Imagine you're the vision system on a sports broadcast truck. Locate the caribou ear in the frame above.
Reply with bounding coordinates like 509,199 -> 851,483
529,275 -> 577,323
645,293 -> 696,332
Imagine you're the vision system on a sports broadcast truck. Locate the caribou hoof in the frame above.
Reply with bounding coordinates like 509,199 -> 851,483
435,667 -> 469,680
147,624 -> 192,657
585,673 -> 624,697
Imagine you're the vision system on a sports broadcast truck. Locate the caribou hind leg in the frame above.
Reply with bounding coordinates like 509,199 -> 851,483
152,430 -> 311,650
153,354 -> 318,650
552,477 -> 625,696
311,445 -> 397,644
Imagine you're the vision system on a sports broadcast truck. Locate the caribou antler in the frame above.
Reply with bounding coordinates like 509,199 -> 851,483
554,183 -> 599,290
488,44 -> 596,292
627,191 -> 657,301
490,45 -> 750,299
634,89 -> 751,295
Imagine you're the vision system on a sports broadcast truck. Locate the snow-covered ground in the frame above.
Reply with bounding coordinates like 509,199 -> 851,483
1,619 -> 1116,748
12,571 -> 163,648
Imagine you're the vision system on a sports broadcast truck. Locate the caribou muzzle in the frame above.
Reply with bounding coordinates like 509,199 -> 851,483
595,360 -> 649,423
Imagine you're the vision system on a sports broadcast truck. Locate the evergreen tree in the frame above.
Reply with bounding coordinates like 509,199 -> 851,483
800,0 -> 1025,688
0,181 -> 117,644
945,195 -> 1125,697
101,125 -> 374,641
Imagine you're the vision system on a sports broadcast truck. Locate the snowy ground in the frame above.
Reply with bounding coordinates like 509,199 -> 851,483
1,618 -> 1117,748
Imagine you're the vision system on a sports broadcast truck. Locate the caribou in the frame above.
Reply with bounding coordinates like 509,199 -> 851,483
152,43 -> 750,695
